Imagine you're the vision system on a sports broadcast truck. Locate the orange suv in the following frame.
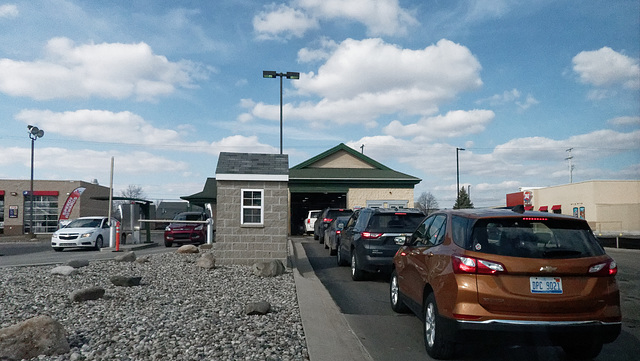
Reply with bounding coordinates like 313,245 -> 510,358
390,208 -> 621,359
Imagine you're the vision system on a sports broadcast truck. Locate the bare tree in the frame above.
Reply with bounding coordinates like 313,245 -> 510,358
415,191 -> 439,215
119,184 -> 146,201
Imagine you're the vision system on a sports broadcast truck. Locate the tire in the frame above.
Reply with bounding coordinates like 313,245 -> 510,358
561,339 -> 603,359
313,233 -> 318,240
94,236 -> 104,250
52,247 -> 63,252
164,240 -> 173,247
390,270 -> 410,313
351,250 -> 366,281
336,244 -> 348,266
424,293 -> 455,359
329,245 -> 337,256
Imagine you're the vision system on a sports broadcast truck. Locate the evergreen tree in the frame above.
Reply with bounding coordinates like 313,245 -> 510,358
453,187 -> 474,209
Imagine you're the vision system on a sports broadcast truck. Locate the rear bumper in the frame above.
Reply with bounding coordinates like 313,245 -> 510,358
450,318 -> 621,344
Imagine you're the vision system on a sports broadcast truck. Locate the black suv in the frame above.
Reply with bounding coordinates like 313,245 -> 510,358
338,207 -> 424,280
314,207 -> 353,241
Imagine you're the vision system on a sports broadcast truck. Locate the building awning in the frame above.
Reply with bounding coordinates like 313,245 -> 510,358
539,206 -> 548,212
524,206 -> 534,211
551,205 -> 562,211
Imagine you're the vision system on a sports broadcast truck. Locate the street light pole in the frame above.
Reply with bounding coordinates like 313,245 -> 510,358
263,71 -> 300,154
456,147 -> 465,200
27,125 -> 44,235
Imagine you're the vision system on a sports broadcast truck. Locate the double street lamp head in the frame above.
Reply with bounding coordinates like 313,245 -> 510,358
27,125 -> 44,140
262,71 -> 300,79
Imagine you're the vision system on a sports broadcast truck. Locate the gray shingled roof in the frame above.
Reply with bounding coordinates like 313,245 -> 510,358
216,152 -> 289,175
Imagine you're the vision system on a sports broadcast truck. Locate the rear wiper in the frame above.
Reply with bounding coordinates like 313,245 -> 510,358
542,249 -> 582,258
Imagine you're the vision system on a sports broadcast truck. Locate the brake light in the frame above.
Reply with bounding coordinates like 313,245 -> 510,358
307,219 -> 311,224
323,218 -> 333,223
522,217 -> 547,221
336,230 -> 341,234
395,213 -> 407,215
588,260 -> 617,276
452,255 -> 505,275
361,232 -> 382,239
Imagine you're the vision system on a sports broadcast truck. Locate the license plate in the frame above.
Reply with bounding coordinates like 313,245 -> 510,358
530,277 -> 563,294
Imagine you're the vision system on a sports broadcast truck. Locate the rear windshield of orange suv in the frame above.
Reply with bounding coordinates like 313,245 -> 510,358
454,216 -> 605,259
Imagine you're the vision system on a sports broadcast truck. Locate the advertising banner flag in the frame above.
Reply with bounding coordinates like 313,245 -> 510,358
59,187 -> 86,220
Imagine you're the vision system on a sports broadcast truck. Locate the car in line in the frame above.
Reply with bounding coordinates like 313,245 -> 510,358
338,207 -> 425,280
164,211 -> 209,247
51,216 -> 115,252
390,207 -> 621,359
323,215 -> 350,256
314,208 -> 353,241
304,210 -> 321,235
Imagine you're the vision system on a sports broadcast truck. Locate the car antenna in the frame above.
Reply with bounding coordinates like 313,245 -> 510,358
512,205 -> 525,214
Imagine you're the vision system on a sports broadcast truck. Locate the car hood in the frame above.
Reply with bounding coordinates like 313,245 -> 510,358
55,227 -> 99,234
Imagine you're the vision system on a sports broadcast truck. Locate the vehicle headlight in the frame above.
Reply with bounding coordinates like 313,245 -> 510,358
195,225 -> 203,231
165,226 -> 172,231
52,233 -> 59,239
81,232 -> 93,238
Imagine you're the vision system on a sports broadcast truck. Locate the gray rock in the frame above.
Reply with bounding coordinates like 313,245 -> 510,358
196,253 -> 216,269
70,287 -> 105,302
245,301 -> 271,315
110,276 -> 142,287
252,260 -> 286,277
51,265 -> 78,276
200,244 -> 213,250
0,315 -> 70,360
66,259 -> 90,268
176,244 -> 199,254
135,255 -> 151,263
114,251 -> 136,262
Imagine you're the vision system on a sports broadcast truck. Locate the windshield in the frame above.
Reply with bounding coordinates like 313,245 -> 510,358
173,213 -> 203,221
468,217 -> 605,258
367,213 -> 424,232
66,218 -> 102,228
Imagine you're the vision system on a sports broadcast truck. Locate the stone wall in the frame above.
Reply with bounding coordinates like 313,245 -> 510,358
215,180 -> 288,265
347,188 -> 415,209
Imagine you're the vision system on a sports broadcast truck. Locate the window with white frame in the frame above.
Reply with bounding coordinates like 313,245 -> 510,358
241,189 -> 263,225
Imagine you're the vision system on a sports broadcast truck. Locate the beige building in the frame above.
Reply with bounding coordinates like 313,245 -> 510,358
508,180 -> 640,236
0,179 -> 110,236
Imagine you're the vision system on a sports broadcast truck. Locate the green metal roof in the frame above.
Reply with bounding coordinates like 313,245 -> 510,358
289,144 -> 421,192
181,177 -> 217,206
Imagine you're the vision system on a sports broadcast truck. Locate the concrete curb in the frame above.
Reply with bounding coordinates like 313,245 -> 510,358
288,238 -> 373,361
101,242 -> 159,252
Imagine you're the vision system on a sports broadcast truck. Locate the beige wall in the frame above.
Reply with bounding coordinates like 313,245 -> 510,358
310,149 -> 374,169
531,180 -> 640,234
347,188 -> 415,209
0,180 -> 110,236
215,180 -> 288,265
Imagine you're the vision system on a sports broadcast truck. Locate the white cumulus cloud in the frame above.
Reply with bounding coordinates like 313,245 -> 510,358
573,47 -> 640,89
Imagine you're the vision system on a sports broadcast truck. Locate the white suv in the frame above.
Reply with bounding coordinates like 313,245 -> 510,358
304,210 -> 321,235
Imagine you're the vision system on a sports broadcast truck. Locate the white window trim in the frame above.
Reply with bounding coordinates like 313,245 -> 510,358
241,188 -> 264,226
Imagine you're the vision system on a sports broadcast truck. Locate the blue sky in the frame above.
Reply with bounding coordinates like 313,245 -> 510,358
0,0 -> 638,208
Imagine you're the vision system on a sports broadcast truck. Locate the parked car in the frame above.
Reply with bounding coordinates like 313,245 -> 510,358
314,208 -> 353,241
51,216 -> 115,252
338,207 -> 425,280
323,216 -> 350,256
164,211 -> 209,247
390,208 -> 621,360
304,210 -> 322,235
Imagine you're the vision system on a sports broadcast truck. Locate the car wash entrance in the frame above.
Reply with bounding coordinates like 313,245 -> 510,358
290,191 -> 346,235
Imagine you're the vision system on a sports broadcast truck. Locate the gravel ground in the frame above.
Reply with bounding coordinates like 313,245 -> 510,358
0,251 -> 309,361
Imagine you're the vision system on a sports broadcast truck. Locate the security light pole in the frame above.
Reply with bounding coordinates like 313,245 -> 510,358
27,125 -> 44,235
456,147 -> 465,200
263,71 -> 300,154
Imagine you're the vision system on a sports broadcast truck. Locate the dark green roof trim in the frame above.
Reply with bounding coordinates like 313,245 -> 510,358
181,177 -> 217,206
291,143 -> 392,170
289,185 -> 349,193
290,168 -> 420,184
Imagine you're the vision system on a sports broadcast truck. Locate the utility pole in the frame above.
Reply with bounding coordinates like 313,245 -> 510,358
565,148 -> 574,183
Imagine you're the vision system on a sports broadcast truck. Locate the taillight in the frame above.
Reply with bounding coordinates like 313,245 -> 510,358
323,218 -> 333,223
361,231 -> 382,239
588,260 -> 617,276
307,219 -> 311,224
452,255 -> 505,275
336,230 -> 341,234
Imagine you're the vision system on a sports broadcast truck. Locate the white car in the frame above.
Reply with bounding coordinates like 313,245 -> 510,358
304,210 -> 321,235
51,216 -> 114,252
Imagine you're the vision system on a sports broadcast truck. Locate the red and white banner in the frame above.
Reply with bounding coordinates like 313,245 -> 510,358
59,187 -> 86,220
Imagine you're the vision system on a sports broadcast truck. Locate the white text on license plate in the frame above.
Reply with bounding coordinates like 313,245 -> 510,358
530,277 -> 563,294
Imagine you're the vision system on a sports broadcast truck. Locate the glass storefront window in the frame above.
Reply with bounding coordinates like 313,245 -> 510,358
24,195 -> 58,233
